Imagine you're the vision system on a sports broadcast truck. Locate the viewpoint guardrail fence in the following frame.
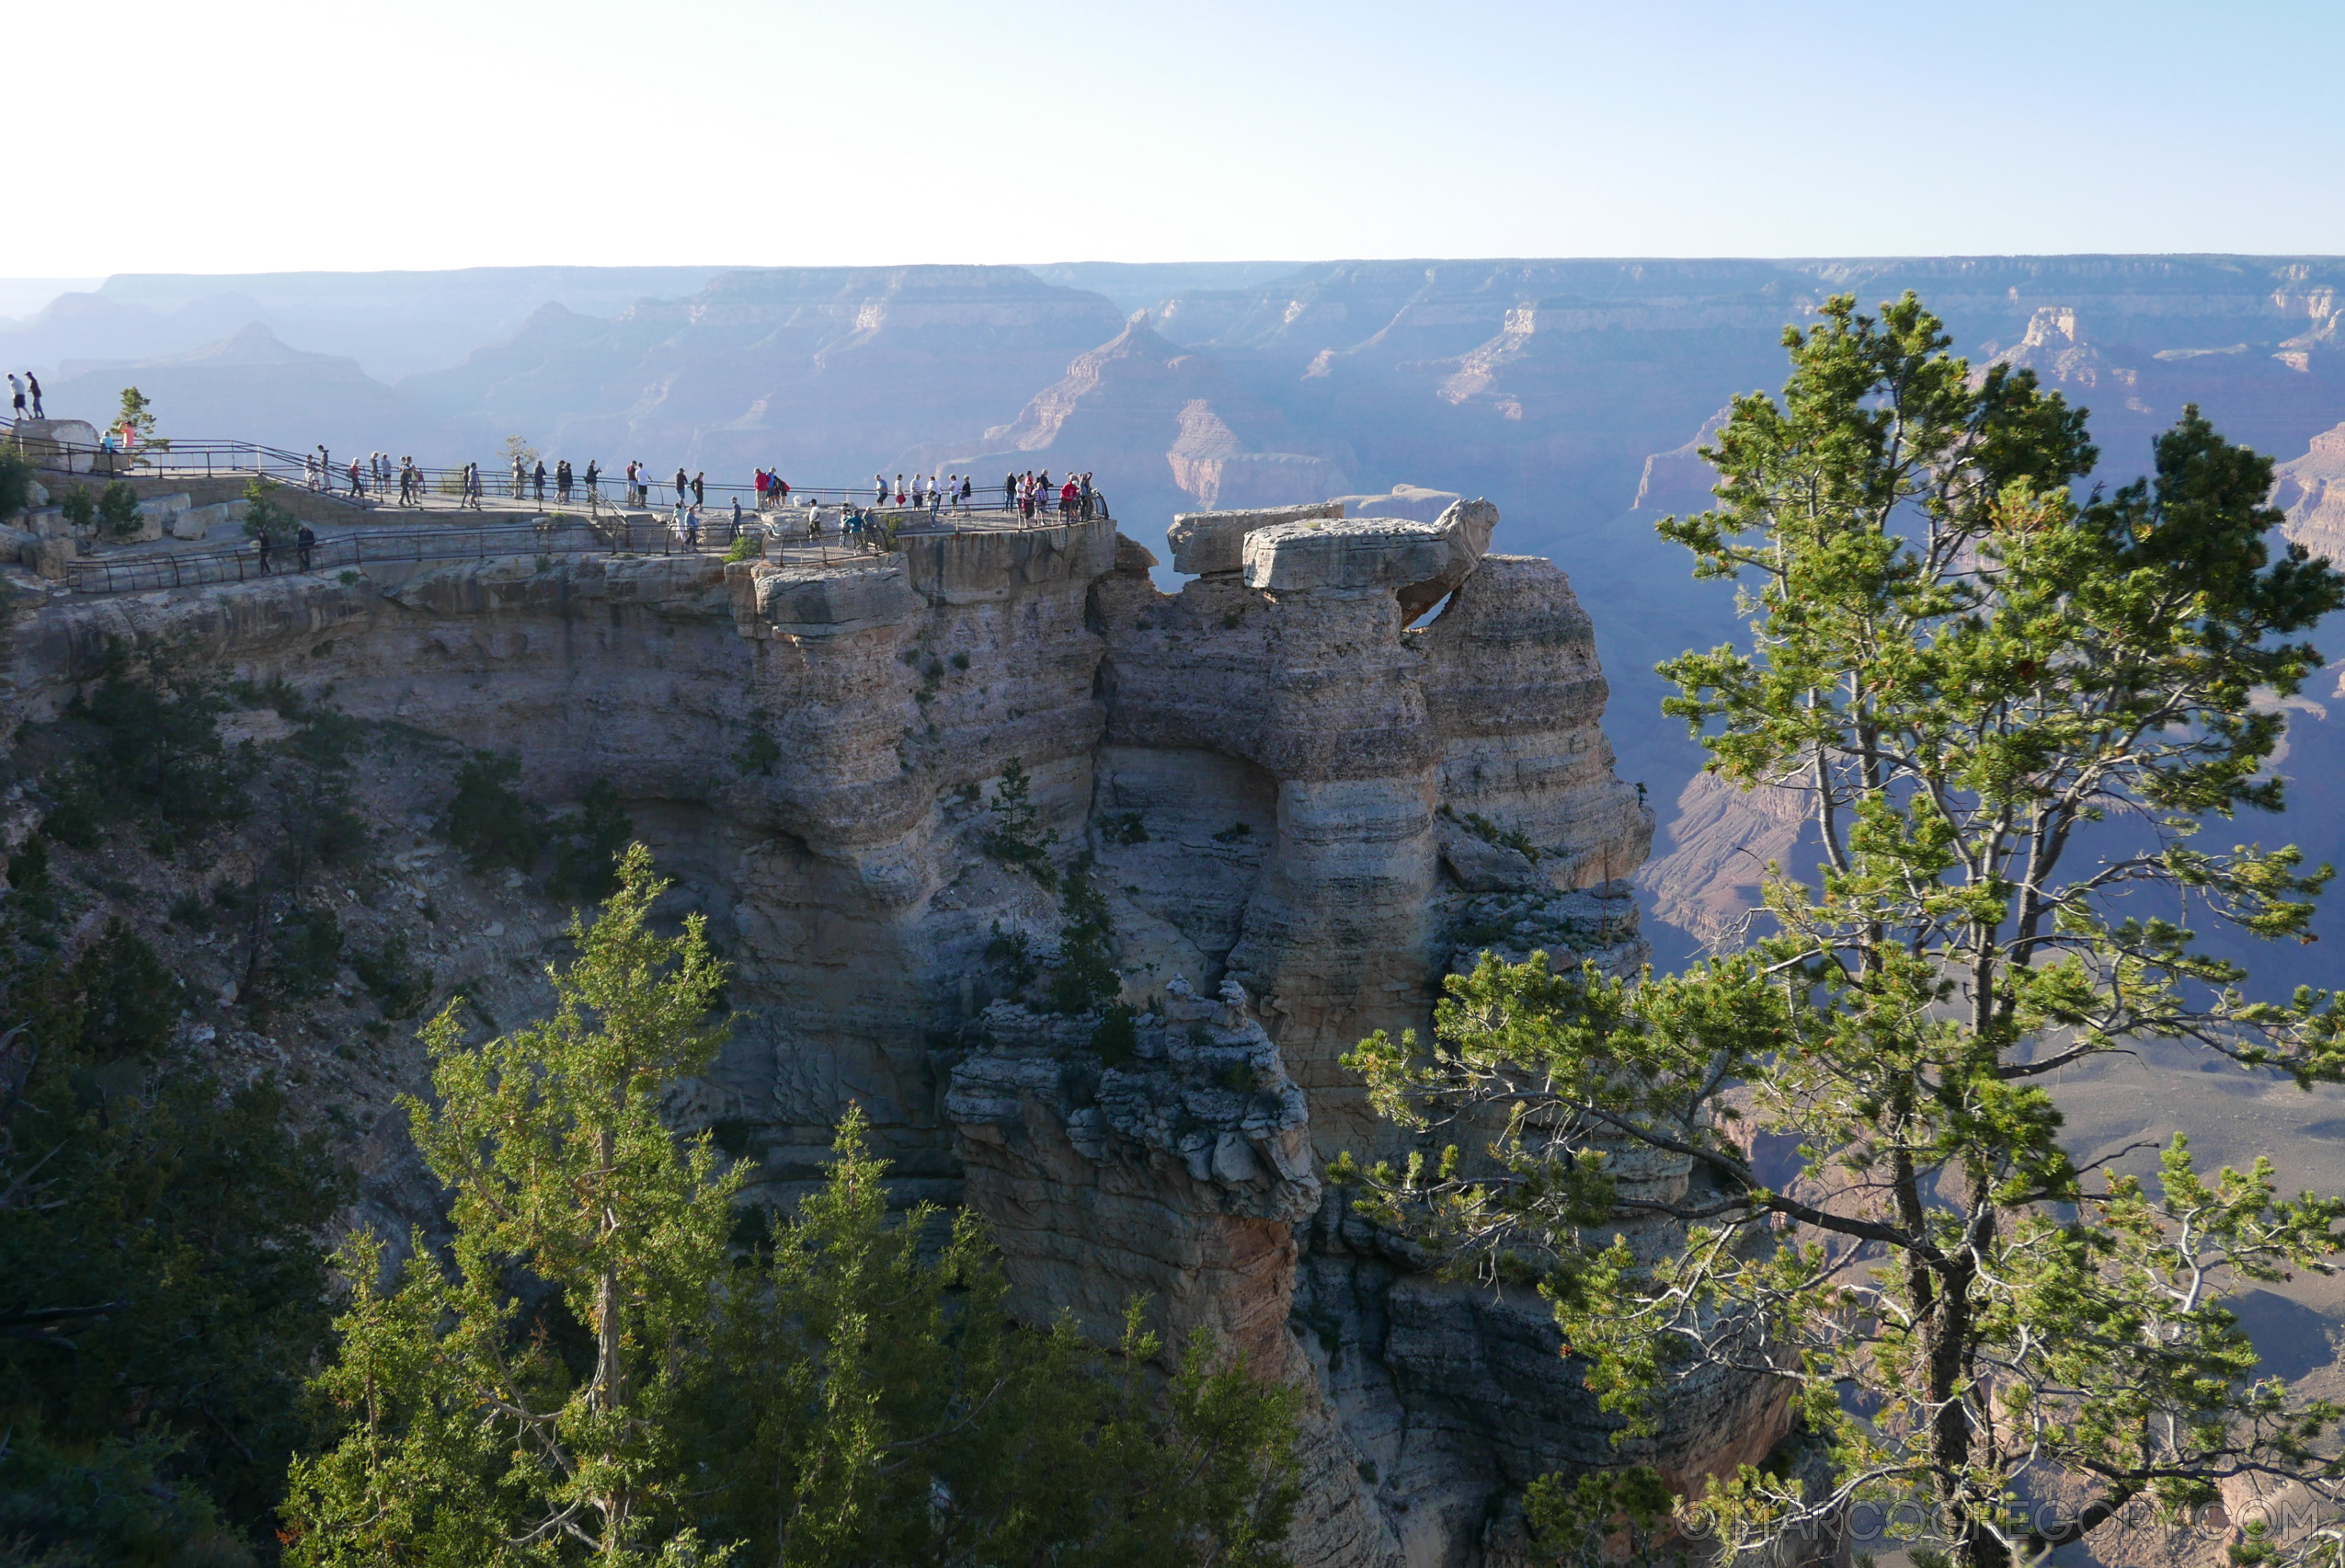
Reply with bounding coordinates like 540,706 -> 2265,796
4,418 -> 1099,521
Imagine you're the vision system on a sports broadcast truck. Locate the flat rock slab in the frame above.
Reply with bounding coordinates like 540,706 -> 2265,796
1167,499 -> 1343,576
1243,499 -> 1497,612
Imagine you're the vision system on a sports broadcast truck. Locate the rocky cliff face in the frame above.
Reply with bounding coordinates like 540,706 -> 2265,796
6,498 -> 1775,1568
2277,420 -> 2345,563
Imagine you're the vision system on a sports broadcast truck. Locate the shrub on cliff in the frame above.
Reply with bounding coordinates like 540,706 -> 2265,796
40,639 -> 251,854
239,476 -> 297,547
547,778 -> 634,903
979,756 -> 1058,890
1345,293 -> 2345,1568
0,440 -> 32,519
285,846 -> 1300,1567
441,749 -> 542,874
98,479 -> 142,537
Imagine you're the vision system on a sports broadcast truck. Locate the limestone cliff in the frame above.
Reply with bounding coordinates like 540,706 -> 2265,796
4,498 -> 1769,1568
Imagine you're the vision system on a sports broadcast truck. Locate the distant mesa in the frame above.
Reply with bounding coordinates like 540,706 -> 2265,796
1981,305 -> 2151,412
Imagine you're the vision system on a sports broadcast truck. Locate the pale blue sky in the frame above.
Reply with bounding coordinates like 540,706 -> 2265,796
18,0 -> 2343,274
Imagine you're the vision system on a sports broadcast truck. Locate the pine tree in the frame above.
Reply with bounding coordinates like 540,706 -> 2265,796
1344,293 -> 2345,1568
285,842 -> 738,1565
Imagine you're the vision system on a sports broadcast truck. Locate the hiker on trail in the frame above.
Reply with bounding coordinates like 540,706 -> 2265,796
731,495 -> 742,532
683,506 -> 700,551
26,373 -> 41,418
533,460 -> 547,502
8,373 -> 24,421
349,458 -> 366,499
319,446 -> 333,490
257,532 -> 273,575
296,523 -> 316,571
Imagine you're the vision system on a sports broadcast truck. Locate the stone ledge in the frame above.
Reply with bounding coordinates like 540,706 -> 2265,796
1243,498 -> 1496,618
1167,499 -> 1344,577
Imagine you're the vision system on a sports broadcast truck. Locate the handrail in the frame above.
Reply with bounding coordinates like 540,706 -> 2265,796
3,417 -> 1105,517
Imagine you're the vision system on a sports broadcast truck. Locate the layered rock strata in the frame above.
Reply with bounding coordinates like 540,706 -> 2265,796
5,498 -> 1757,1568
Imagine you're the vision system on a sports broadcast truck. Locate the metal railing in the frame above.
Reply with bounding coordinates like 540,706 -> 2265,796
4,418 -> 1105,521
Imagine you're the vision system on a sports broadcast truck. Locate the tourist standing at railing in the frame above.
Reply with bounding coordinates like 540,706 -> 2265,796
466,460 -> 484,509
297,523 -> 316,571
556,459 -> 572,504
533,460 -> 547,502
875,474 -> 887,506
960,475 -> 973,511
584,460 -> 600,506
398,458 -> 415,506
692,471 -> 704,506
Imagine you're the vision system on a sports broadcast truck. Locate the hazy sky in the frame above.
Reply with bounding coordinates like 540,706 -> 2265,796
20,0 -> 2345,275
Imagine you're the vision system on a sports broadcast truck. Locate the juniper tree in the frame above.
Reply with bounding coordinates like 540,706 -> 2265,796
1344,293 -> 2345,1568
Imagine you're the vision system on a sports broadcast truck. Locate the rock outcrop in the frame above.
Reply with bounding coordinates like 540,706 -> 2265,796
2276,421 -> 2345,563
3,498 -> 1767,1568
